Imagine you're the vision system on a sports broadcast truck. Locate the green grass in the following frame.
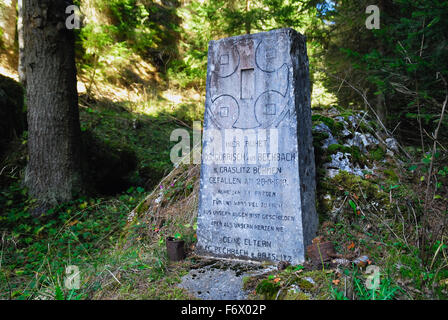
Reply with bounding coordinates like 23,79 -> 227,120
0,181 -> 144,299
0,178 -> 198,300
0,91 -> 197,299
78,97 -> 193,189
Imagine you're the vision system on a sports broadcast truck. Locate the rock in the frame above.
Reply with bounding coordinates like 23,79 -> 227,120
345,132 -> 379,153
331,256 -> 370,268
353,255 -> 370,268
196,28 -> 318,264
312,111 -> 387,179
385,138 -> 399,156
178,260 -> 272,300
313,122 -> 338,149
341,128 -> 352,138
334,116 -> 348,125
347,115 -> 358,127
331,258 -> 351,266
288,284 -> 302,294
327,108 -> 340,116
324,152 -> 365,178
179,267 -> 247,300
303,277 -> 315,285
306,241 -> 336,265
277,261 -> 291,271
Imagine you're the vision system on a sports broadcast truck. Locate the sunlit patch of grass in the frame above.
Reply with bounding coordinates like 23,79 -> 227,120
311,71 -> 337,109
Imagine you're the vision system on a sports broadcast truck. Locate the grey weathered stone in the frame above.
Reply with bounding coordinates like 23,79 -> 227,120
385,137 -> 399,157
313,122 -> 338,148
196,28 -> 317,265
178,261 -> 273,300
179,267 -> 249,300
345,132 -> 379,153
324,151 -> 365,178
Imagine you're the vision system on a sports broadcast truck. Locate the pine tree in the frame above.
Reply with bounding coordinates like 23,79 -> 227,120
23,0 -> 82,213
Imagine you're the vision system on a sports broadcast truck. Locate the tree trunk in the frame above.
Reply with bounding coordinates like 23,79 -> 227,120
375,0 -> 387,126
245,0 -> 251,34
17,0 -> 26,85
23,0 -> 82,209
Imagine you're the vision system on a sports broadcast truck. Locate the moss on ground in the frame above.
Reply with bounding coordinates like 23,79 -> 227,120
245,267 -> 334,300
312,114 -> 344,134
327,144 -> 365,165
370,147 -> 386,161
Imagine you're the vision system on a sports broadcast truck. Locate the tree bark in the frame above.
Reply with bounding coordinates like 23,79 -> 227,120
375,0 -> 387,126
244,0 -> 251,34
23,0 -> 82,209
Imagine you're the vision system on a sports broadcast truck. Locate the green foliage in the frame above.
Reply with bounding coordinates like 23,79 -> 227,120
0,27 -> 4,50
369,147 -> 386,162
201,0 -> 312,36
348,199 -> 357,215
354,271 -> 401,300
312,115 -> 340,133
329,267 -> 402,300
170,0 -> 324,90
75,0 -> 182,89
0,181 -> 146,299
318,0 -> 448,142
255,278 -> 281,299
368,0 -> 448,140
78,102 -> 186,190
0,1 -> 4,49
106,0 -> 181,59
330,288 -> 349,300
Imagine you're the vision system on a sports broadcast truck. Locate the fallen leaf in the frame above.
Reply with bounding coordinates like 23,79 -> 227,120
68,220 -> 79,226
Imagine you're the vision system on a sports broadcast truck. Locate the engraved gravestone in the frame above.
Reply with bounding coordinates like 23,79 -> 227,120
196,28 -> 317,264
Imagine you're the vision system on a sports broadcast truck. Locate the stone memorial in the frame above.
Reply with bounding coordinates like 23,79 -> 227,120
196,28 -> 317,264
